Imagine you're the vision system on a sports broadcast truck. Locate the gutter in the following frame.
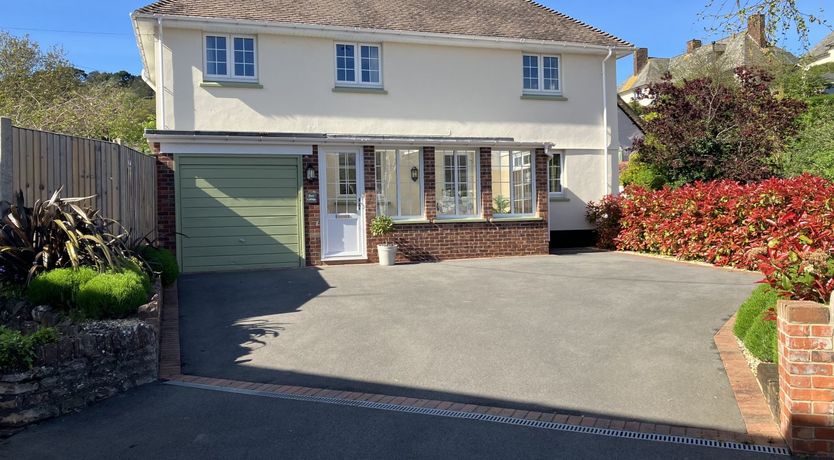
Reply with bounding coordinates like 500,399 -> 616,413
601,47 -> 614,196
132,13 -> 634,56
144,131 -> 551,149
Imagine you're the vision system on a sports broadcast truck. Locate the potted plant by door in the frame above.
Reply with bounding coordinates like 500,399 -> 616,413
371,215 -> 397,266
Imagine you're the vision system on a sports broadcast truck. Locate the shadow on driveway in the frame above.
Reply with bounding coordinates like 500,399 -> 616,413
177,252 -> 762,434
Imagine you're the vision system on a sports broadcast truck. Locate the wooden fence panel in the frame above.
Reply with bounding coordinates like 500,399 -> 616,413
0,118 -> 157,240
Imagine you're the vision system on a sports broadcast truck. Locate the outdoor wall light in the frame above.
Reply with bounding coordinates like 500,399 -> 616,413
305,165 -> 317,182
411,166 -> 419,182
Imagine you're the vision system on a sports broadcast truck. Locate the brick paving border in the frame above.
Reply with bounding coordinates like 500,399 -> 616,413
714,315 -> 785,447
158,278 -> 784,449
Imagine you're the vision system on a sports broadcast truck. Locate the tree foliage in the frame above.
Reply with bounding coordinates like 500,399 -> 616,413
0,32 -> 154,150
632,67 -> 806,184
700,0 -> 828,49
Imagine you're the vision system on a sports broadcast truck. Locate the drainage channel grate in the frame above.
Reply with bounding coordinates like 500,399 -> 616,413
166,380 -> 790,456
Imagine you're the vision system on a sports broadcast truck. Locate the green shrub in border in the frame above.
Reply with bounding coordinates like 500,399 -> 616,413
743,312 -> 779,363
76,272 -> 149,320
26,267 -> 98,310
140,247 -> 179,286
0,326 -> 58,372
733,285 -> 779,340
120,257 -> 152,295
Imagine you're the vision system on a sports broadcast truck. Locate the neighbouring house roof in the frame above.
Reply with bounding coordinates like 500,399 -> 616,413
619,32 -> 797,93
810,31 -> 834,60
134,0 -> 631,48
617,97 -> 645,134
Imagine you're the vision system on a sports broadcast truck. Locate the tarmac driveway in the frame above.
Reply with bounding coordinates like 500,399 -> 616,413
178,251 -> 760,433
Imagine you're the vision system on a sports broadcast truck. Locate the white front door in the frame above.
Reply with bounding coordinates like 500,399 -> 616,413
320,148 -> 366,260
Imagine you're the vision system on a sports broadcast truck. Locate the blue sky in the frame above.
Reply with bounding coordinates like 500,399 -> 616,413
2,0 -> 832,83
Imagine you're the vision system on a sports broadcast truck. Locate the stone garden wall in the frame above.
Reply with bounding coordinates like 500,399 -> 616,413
0,282 -> 162,434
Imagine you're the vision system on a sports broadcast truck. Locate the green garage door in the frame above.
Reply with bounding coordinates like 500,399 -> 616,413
177,155 -> 304,273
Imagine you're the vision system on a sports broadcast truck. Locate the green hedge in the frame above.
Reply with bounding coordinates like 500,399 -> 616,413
141,247 -> 179,286
733,285 -> 780,363
0,326 -> 58,372
27,267 -> 98,310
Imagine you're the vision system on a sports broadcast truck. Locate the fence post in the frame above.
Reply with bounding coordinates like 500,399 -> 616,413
0,117 -> 13,203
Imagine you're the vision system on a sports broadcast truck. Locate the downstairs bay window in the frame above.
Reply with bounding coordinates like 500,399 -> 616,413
491,150 -> 535,216
375,148 -> 423,218
435,149 -> 479,217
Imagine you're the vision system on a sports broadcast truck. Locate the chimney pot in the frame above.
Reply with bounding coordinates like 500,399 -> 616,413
687,39 -> 702,54
748,14 -> 767,47
633,48 -> 648,76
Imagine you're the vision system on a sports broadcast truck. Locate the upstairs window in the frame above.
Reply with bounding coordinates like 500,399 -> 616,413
492,150 -> 535,216
204,34 -> 257,81
523,54 -> 561,94
335,43 -> 382,86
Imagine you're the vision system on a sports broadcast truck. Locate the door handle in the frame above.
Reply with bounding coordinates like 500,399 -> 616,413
357,195 -> 362,210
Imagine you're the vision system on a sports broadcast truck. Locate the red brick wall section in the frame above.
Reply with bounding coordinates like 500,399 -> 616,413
153,143 -> 176,253
362,146 -> 550,263
303,146 -> 321,266
777,299 -> 834,455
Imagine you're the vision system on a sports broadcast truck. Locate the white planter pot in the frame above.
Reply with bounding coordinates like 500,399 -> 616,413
377,244 -> 398,266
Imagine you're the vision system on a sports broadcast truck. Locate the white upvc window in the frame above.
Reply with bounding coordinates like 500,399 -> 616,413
435,149 -> 479,217
204,34 -> 258,81
492,150 -> 536,216
523,54 -> 561,94
375,148 -> 424,219
335,43 -> 382,87
548,152 -> 565,195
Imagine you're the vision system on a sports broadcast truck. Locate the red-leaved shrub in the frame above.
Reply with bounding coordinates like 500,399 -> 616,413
609,174 -> 834,303
586,195 -> 623,250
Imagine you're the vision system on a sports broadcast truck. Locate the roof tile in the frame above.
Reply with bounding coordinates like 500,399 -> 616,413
135,0 -> 631,47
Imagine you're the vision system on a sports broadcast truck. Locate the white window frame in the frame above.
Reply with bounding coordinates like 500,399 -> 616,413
334,42 -> 383,88
374,148 -> 424,220
203,33 -> 258,82
435,149 -> 480,218
492,150 -> 536,217
548,152 -> 565,196
522,54 -> 562,95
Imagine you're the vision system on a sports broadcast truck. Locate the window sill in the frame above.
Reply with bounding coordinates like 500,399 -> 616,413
201,81 -> 263,89
393,218 -> 430,225
549,195 -> 570,202
332,86 -> 388,95
490,216 -> 544,222
433,217 -> 487,224
521,93 -> 567,101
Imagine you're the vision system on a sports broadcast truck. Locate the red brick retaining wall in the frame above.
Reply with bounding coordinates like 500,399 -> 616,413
777,298 -> 834,455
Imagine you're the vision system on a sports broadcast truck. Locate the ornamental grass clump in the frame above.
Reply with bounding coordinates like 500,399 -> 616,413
27,267 -> 98,310
75,272 -> 148,320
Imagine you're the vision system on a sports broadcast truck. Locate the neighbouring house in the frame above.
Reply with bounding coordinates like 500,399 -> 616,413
808,31 -> 834,94
616,97 -> 644,160
619,14 -> 797,104
131,0 -> 633,272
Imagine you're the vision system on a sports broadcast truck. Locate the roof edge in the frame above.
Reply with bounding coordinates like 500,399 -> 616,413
132,10 -> 633,51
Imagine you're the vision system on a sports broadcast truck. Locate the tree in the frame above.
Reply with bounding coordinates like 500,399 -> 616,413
632,67 -> 806,184
779,95 -> 834,180
700,0 -> 829,49
0,31 -> 154,150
